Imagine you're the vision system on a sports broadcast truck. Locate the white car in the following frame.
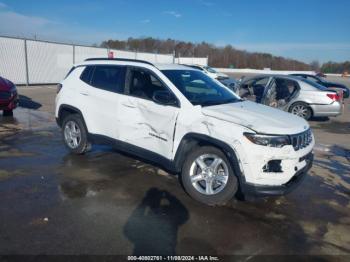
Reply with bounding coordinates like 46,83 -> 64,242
56,59 -> 314,205
184,64 -> 229,80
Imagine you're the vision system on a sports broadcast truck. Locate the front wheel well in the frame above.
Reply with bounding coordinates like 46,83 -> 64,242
57,105 -> 85,127
173,134 -> 242,178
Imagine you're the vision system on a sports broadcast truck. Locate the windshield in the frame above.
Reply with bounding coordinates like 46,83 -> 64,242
162,69 -> 241,106
204,66 -> 217,73
301,78 -> 328,90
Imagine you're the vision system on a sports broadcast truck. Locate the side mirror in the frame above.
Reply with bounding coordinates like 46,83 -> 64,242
152,90 -> 178,106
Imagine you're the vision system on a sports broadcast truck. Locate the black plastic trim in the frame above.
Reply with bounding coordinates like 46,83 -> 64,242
57,104 -> 86,128
85,58 -> 155,67
173,133 -> 245,185
88,133 -> 176,173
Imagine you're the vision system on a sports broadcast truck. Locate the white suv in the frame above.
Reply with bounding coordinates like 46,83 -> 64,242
55,58 -> 314,205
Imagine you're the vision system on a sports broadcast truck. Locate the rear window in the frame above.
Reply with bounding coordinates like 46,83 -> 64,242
89,65 -> 126,93
301,78 -> 327,90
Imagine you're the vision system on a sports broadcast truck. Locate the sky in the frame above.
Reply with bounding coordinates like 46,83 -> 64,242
0,0 -> 349,63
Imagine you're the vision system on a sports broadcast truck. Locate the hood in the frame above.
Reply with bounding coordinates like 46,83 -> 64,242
202,101 -> 309,135
0,77 -> 13,91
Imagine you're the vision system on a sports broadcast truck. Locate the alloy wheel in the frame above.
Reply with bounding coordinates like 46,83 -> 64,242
291,104 -> 309,119
189,154 -> 229,195
64,120 -> 82,149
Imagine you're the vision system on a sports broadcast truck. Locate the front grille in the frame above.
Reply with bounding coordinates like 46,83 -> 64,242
0,91 -> 11,100
290,129 -> 312,151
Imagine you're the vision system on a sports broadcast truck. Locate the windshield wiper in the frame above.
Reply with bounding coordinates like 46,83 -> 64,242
201,98 -> 240,107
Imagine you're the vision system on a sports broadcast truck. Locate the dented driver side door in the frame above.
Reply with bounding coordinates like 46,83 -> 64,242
117,67 -> 179,159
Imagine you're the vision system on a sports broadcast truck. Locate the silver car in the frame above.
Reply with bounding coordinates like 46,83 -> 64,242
236,75 -> 343,120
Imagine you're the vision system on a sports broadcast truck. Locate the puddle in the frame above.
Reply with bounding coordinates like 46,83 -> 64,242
0,108 -> 55,138
0,108 -> 350,256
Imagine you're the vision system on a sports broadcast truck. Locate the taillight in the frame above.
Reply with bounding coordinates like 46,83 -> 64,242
57,83 -> 63,94
327,93 -> 340,101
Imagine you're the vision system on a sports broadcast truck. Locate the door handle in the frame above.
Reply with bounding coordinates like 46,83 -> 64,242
80,92 -> 89,96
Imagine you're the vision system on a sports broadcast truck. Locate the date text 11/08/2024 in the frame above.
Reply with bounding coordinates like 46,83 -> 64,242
127,256 -> 220,261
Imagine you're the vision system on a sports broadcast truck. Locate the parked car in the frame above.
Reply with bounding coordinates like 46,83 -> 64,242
316,72 -> 326,78
290,73 -> 349,98
218,77 -> 238,91
183,64 -> 229,80
0,76 -> 18,116
56,58 -> 314,205
236,75 -> 343,120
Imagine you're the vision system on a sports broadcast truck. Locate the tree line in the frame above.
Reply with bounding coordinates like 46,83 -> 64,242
101,37 -> 348,73
320,61 -> 350,74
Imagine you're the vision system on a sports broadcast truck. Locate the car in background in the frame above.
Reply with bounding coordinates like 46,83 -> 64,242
218,77 -> 238,91
236,75 -> 343,120
183,64 -> 228,80
0,76 -> 18,116
290,73 -> 349,98
316,72 -> 326,78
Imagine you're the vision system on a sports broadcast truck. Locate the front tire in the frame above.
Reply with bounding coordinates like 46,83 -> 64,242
289,102 -> 312,120
181,146 -> 238,206
62,114 -> 90,154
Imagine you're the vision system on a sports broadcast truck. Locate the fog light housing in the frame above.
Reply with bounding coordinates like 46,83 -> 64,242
263,160 -> 282,173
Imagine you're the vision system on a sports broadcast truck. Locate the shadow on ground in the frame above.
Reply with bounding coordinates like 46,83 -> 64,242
18,95 -> 42,110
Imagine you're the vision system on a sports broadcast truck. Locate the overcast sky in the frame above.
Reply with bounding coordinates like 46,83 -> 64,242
0,0 -> 349,63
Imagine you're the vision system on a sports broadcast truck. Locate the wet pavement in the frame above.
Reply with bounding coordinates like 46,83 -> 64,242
0,85 -> 349,257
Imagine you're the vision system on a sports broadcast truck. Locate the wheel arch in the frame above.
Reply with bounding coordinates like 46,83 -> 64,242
57,104 -> 88,131
288,100 -> 314,117
173,133 -> 245,185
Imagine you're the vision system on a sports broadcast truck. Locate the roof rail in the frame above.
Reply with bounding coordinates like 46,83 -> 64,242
84,58 -> 155,67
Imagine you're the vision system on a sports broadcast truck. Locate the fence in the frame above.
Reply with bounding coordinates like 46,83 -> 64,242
175,57 -> 208,66
0,36 -> 208,85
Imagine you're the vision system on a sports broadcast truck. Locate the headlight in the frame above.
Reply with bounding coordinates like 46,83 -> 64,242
244,133 -> 291,148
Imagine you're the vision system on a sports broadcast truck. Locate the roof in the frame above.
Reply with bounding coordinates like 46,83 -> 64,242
77,58 -> 196,71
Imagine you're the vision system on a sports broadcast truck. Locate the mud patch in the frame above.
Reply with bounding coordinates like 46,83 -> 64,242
313,121 -> 350,134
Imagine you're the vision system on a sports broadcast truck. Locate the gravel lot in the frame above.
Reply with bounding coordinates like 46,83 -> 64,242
0,78 -> 349,257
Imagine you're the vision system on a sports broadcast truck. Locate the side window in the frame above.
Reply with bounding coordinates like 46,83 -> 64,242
90,65 -> 125,93
306,76 -> 318,83
80,66 -> 93,84
275,78 -> 298,100
254,77 -> 269,87
127,68 -> 167,100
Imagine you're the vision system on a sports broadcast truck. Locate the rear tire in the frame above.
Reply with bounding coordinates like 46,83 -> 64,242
181,146 -> 238,206
62,114 -> 90,154
289,102 -> 312,120
3,110 -> 13,117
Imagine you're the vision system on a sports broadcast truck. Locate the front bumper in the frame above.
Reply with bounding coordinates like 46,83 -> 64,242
241,152 -> 313,196
0,92 -> 18,110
